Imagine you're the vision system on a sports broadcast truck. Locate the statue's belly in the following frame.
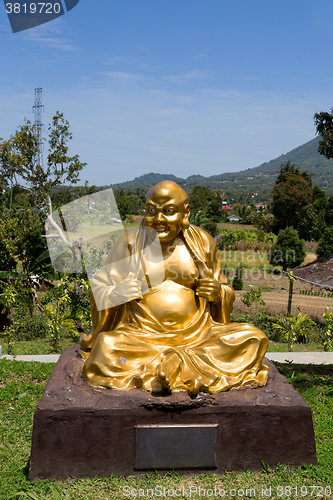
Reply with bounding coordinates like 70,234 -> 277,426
140,280 -> 197,329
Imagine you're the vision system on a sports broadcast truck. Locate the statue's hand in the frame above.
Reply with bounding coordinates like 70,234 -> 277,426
196,270 -> 221,302
111,272 -> 143,304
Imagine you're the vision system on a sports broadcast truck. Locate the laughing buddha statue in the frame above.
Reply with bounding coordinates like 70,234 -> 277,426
78,181 -> 269,394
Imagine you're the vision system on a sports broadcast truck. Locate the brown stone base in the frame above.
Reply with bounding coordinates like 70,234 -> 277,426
28,345 -> 317,480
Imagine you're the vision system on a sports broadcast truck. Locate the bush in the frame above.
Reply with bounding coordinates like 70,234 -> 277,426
322,306 -> 333,351
269,227 -> 305,271
316,227 -> 333,258
202,220 -> 218,237
232,265 -> 243,290
231,311 -> 281,340
216,228 -> 275,252
241,286 -> 266,311
273,311 -> 315,351
12,313 -> 48,341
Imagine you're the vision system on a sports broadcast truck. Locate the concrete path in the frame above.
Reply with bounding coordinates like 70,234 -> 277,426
266,352 -> 333,364
1,352 -> 333,364
1,354 -> 61,363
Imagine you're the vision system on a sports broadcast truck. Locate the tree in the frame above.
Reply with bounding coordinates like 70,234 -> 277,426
271,161 -> 313,233
201,220 -> 218,237
296,185 -> 328,241
189,210 -> 210,227
0,112 -> 87,209
325,195 -> 333,227
254,207 -> 275,232
235,204 -> 256,225
0,208 -> 46,275
31,111 -> 87,206
206,198 -> 223,222
269,227 -> 305,271
316,227 -> 333,257
114,188 -> 145,220
0,122 -> 38,209
0,114 -> 87,329
189,185 -> 214,214
314,107 -> 333,159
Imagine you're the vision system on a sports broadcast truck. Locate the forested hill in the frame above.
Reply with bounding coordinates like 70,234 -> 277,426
110,136 -> 333,201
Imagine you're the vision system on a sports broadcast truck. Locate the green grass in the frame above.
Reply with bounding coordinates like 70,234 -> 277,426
0,360 -> 332,500
219,250 -> 271,271
267,342 -> 324,353
1,338 -> 325,355
217,223 -> 256,232
0,338 -> 74,356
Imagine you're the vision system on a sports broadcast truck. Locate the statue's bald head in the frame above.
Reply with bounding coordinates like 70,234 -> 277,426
145,181 -> 189,205
143,181 -> 191,238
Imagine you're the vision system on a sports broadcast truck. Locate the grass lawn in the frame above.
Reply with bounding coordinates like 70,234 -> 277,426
217,224 -> 257,232
267,342 -> 325,353
0,360 -> 332,500
0,338 -> 74,356
0,338 -> 327,356
219,250 -> 271,271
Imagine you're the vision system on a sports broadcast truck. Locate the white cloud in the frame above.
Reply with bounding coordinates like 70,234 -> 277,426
18,21 -> 78,51
163,70 -> 209,82
102,71 -> 147,85
106,56 -> 136,64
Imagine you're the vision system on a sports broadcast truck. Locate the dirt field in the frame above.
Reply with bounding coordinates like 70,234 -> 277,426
233,274 -> 333,320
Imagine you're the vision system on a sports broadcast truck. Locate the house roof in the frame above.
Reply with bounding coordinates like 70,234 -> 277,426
222,205 -> 232,210
291,253 -> 333,291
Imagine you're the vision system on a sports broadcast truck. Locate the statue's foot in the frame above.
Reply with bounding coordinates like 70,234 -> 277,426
150,377 -> 166,393
156,370 -> 172,392
156,350 -> 181,393
184,377 -> 207,395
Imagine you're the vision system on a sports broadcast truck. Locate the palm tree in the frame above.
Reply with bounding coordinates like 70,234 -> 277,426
273,310 -> 315,352
189,210 -> 210,227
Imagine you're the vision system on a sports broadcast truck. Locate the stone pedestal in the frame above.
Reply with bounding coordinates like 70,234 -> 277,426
29,345 -> 317,480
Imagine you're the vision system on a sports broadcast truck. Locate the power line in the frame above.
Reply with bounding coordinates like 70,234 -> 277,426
43,110 -> 265,160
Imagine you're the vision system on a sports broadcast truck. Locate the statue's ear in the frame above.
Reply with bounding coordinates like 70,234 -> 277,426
182,204 -> 190,230
184,203 -> 191,217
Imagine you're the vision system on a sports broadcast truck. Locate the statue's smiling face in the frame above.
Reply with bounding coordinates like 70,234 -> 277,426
143,183 -> 190,244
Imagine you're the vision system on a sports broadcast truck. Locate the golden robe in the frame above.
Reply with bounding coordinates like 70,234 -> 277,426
78,225 -> 269,394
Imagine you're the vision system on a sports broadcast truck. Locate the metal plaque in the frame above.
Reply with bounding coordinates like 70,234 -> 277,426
136,424 -> 217,470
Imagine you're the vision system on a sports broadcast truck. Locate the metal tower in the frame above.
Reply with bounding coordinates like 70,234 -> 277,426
32,87 -> 44,167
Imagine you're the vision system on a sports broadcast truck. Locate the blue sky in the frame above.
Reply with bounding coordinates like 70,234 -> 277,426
1,1 -> 333,185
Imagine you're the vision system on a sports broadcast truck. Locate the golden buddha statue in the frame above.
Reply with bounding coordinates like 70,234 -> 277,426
78,181 -> 269,394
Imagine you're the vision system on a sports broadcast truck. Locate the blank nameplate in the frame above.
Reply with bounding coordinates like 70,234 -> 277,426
136,424 -> 217,469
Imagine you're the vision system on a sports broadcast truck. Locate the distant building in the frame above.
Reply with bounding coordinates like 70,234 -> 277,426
228,215 -> 240,222
222,205 -> 232,211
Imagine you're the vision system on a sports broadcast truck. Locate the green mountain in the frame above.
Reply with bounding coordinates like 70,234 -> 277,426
111,136 -> 333,201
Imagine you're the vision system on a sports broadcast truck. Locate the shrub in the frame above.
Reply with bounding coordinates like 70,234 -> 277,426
13,313 -> 48,341
316,227 -> 333,258
202,220 -> 218,237
322,306 -> 333,352
272,310 -> 315,351
231,311 -> 281,340
216,228 -> 275,252
232,265 -> 243,290
241,286 -> 266,311
269,227 -> 305,271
